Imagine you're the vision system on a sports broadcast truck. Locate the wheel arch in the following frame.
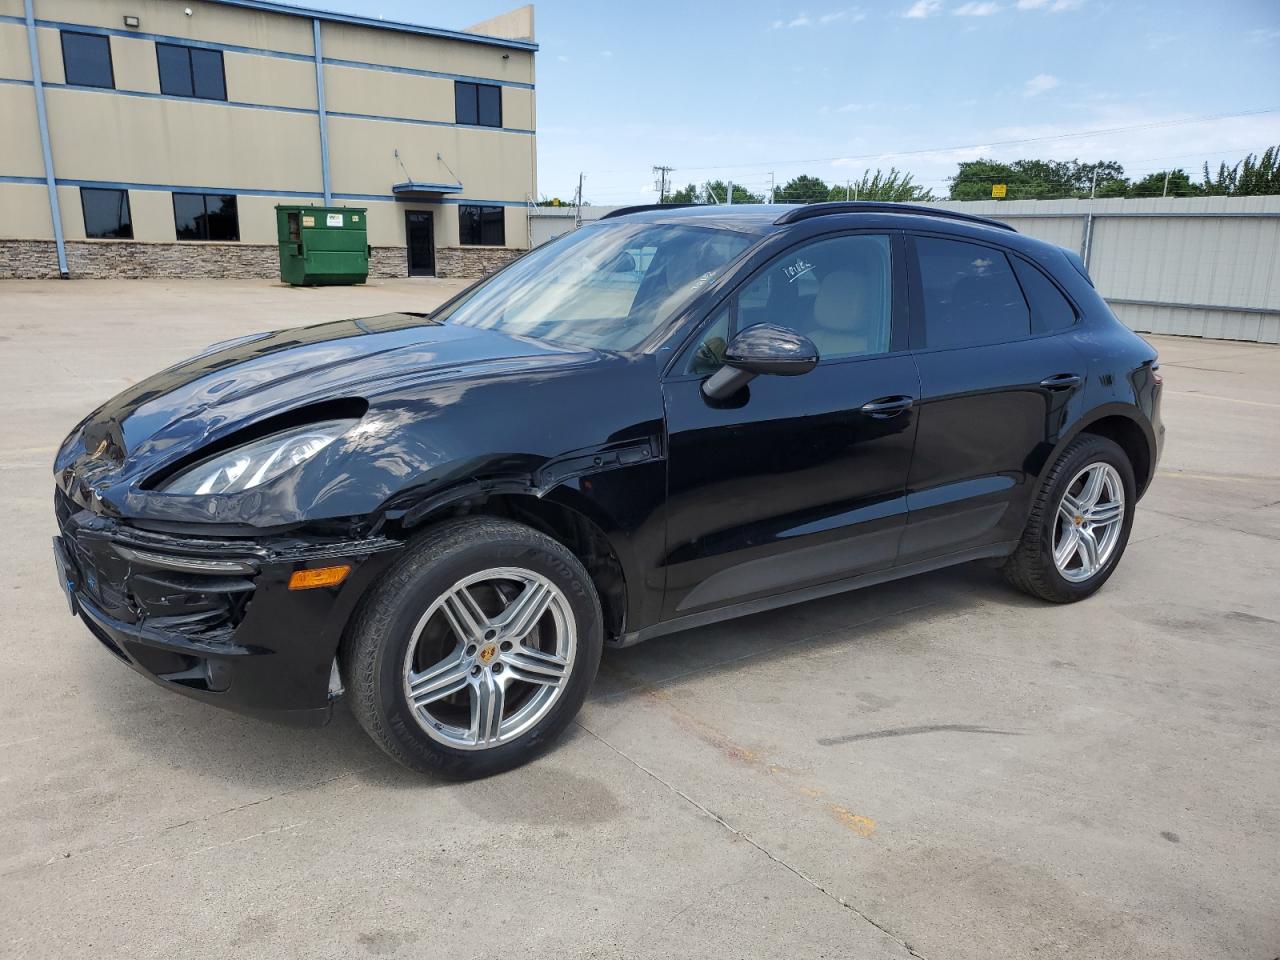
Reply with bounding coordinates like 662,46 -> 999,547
383,482 -> 631,643
1041,404 -> 1157,502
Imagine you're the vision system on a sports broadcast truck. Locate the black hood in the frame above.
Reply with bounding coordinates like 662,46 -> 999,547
54,313 -> 660,528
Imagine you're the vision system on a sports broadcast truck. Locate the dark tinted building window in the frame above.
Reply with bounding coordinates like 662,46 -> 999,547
1013,258 -> 1077,333
173,193 -> 239,241
915,237 -> 1030,348
81,188 -> 132,239
61,31 -> 114,89
157,43 -> 227,100
454,81 -> 502,127
459,205 -> 505,246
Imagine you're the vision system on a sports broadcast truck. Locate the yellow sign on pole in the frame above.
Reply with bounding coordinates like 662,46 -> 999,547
991,183 -> 1007,198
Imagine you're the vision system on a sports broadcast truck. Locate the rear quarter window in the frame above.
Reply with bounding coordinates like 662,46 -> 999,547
1013,257 -> 1078,333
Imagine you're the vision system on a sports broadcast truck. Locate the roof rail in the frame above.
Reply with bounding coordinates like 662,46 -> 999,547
773,201 -> 1016,232
600,203 -> 703,220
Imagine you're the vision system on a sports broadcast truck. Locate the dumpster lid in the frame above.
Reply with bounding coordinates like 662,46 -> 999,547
392,181 -> 464,199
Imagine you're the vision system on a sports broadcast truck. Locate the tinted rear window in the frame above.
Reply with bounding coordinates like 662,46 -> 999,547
1013,257 -> 1077,333
915,237 -> 1030,348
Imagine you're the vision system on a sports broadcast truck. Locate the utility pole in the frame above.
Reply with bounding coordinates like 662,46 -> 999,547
574,172 -> 583,228
652,165 -> 673,203
1090,169 -> 1098,199
725,179 -> 733,205
1162,170 -> 1171,198
846,180 -> 851,201
768,172 -> 775,204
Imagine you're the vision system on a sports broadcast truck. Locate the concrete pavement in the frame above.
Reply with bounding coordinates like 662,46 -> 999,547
1,279 -> 1277,959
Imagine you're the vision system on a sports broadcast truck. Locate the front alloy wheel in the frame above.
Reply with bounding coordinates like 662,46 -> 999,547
403,568 -> 576,750
344,518 -> 603,778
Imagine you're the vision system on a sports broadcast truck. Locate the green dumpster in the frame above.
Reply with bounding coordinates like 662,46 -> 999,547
275,205 -> 369,286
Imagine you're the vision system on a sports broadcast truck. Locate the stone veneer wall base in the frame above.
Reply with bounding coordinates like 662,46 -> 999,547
1,240 -> 522,281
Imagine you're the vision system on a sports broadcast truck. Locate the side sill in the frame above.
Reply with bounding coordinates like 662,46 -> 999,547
611,542 -> 1016,649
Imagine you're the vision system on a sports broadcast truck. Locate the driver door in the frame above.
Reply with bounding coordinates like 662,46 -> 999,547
660,232 -> 920,620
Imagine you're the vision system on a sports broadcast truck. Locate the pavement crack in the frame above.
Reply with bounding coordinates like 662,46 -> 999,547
818,723 -> 1022,746
575,720 -> 929,960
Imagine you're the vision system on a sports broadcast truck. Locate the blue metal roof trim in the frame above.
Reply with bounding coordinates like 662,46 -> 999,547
204,0 -> 539,51
392,181 -> 465,197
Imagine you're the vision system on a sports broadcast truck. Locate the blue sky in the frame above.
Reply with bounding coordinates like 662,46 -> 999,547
310,0 -> 1280,203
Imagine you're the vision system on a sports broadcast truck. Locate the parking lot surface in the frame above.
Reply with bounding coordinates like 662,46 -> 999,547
1,279 -> 1277,959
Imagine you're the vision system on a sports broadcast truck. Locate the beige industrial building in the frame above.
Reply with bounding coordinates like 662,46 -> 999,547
0,0 -> 537,279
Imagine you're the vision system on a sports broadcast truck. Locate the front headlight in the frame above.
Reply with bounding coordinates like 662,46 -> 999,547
160,419 -> 356,495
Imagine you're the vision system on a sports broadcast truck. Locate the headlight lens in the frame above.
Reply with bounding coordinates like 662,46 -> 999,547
161,419 -> 355,495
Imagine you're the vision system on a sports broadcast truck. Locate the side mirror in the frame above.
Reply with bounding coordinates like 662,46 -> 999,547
702,323 -> 819,400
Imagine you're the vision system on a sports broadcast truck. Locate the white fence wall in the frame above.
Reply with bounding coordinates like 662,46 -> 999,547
529,196 -> 1280,343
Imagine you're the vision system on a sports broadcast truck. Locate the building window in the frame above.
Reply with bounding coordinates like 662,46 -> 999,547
156,43 -> 227,100
459,205 -> 504,246
173,193 -> 239,241
80,188 -> 133,239
454,81 -> 502,127
61,31 -> 114,89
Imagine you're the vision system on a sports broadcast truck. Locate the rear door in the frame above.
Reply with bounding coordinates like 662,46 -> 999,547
899,233 -> 1085,563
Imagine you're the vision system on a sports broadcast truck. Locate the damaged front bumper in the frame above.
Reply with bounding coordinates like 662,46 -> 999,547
53,489 -> 403,726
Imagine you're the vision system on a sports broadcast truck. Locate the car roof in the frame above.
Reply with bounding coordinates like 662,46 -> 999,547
598,202 -> 1080,264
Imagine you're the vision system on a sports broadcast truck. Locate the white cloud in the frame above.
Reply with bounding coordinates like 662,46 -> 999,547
771,11 -> 815,28
954,2 -> 1001,14
1248,27 -> 1280,45
903,1 -> 942,18
1016,0 -> 1083,10
837,102 -> 877,112
1023,73 -> 1061,97
820,7 -> 868,23
556,54 -> 569,63
600,49 -> 613,57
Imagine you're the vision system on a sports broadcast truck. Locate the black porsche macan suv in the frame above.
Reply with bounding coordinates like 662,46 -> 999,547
53,202 -> 1163,777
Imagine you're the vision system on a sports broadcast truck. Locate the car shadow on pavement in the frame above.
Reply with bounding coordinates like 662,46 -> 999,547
81,560 -> 1027,788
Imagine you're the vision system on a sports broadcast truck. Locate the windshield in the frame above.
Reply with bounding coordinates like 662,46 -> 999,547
438,221 -> 757,351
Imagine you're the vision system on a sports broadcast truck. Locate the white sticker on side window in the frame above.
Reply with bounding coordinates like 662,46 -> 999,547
782,258 -> 815,284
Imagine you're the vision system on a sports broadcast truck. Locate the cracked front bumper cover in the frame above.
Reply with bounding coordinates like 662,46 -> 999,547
54,494 -> 403,726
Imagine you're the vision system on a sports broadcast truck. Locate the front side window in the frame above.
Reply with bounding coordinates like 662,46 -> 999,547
173,193 -> 239,241
438,220 -> 756,352
915,236 -> 1031,349
459,205 -> 505,246
454,81 -> 502,127
737,234 -> 893,362
157,43 -> 227,100
81,188 -> 132,239
61,31 -> 114,89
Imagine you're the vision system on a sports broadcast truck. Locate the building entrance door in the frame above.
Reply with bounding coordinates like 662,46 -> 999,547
405,211 -> 435,276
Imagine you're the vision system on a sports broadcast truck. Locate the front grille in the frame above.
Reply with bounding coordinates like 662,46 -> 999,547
55,487 -> 257,641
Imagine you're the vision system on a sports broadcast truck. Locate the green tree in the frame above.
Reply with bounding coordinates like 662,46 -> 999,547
1205,146 -> 1280,196
827,167 -> 935,202
703,180 -> 763,204
1128,169 -> 1199,198
949,158 -> 1131,200
776,174 -> 830,204
667,183 -> 701,203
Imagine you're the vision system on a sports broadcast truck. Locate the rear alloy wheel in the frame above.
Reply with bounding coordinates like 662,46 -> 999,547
1003,434 -> 1136,603
343,518 -> 602,778
1052,462 -> 1126,583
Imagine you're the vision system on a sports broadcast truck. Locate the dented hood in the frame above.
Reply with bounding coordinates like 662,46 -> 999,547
54,312 -> 601,517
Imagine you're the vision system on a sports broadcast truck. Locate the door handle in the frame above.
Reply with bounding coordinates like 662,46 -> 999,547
1040,373 -> 1082,390
860,396 -> 914,418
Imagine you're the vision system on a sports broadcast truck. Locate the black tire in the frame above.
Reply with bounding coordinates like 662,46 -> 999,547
1002,434 -> 1136,603
341,517 -> 603,779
